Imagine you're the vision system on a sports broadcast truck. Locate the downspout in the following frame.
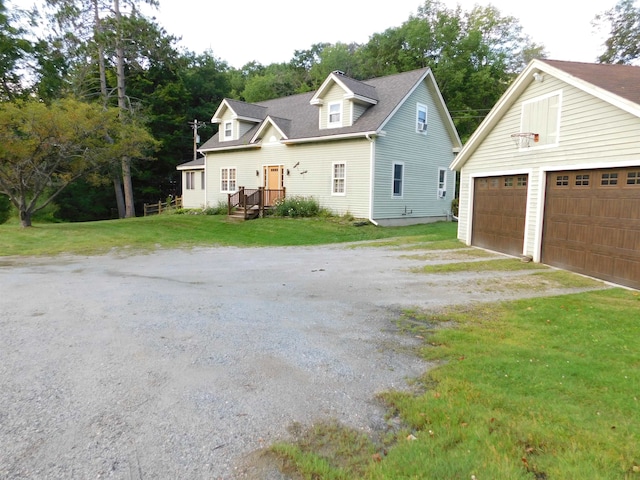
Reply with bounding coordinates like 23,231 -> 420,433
366,134 -> 378,226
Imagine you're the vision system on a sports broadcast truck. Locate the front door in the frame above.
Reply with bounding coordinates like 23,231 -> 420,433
263,165 -> 284,206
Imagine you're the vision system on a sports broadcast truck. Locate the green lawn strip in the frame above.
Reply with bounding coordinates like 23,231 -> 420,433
270,289 -> 640,479
370,289 -> 640,479
0,215 -> 456,257
412,258 -> 549,274
348,223 -> 459,249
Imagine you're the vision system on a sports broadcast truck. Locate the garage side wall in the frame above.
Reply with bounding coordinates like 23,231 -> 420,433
458,75 -> 640,260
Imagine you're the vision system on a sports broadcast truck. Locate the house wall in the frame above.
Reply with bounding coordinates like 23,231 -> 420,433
319,83 -> 353,129
181,169 -> 206,208
204,138 -> 372,218
372,79 -> 456,225
458,74 -> 640,260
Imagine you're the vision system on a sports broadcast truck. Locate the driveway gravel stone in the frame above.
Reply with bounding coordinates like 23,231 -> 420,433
0,244 -> 601,479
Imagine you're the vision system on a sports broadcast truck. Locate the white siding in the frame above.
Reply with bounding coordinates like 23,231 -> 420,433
373,79 -> 456,223
318,83 -> 353,129
181,169 -> 206,208
458,75 -> 640,260
205,139 -> 372,218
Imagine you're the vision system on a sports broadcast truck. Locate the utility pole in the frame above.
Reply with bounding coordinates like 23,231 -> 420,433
189,119 -> 207,161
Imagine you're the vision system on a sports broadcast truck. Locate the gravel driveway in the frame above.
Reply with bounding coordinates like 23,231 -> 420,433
0,243 -> 598,479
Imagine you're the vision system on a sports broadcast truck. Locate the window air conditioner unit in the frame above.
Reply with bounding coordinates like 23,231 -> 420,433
438,190 -> 446,198
417,122 -> 427,132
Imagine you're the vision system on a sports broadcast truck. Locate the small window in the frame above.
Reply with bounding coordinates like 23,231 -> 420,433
185,171 -> 195,190
220,167 -> 237,193
627,171 -> 640,185
437,168 -> 447,198
504,177 -> 514,187
416,103 -> 428,134
393,162 -> 404,197
328,102 -> 342,127
517,176 -> 527,187
556,175 -> 569,186
332,162 -> 345,195
478,178 -> 488,189
223,121 -> 233,140
490,178 -> 500,189
200,171 -> 205,190
575,174 -> 589,186
601,172 -> 618,186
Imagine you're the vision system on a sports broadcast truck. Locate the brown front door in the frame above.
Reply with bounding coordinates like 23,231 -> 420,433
541,167 -> 640,289
471,175 -> 529,256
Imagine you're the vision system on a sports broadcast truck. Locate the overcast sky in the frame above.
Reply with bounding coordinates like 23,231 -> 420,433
10,0 -> 611,68
151,0 -> 610,67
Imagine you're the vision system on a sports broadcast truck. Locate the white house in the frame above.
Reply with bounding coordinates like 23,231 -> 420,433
177,68 -> 461,226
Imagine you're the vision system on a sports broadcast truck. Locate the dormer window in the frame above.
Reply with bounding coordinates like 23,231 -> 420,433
223,120 -> 233,141
328,102 -> 342,127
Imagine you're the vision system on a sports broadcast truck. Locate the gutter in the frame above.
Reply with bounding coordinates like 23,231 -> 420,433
366,133 -> 379,226
282,131 -> 379,145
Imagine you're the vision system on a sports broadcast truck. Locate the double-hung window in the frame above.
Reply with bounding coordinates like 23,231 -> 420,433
437,168 -> 447,198
328,102 -> 342,127
416,103 -> 428,134
185,171 -> 195,190
223,121 -> 233,141
392,162 -> 404,197
332,162 -> 346,195
220,167 -> 237,193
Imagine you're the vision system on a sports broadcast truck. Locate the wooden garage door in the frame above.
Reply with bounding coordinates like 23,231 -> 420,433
542,168 -> 640,289
472,175 -> 528,256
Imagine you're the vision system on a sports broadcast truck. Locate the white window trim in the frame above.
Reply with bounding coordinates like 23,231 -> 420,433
518,89 -> 562,151
332,162 -> 346,196
416,103 -> 428,134
223,120 -> 233,141
220,167 -> 237,193
437,167 -> 447,199
392,161 -> 404,198
185,171 -> 195,190
328,101 -> 342,128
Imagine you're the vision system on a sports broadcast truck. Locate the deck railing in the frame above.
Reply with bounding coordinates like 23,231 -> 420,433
228,187 -> 286,219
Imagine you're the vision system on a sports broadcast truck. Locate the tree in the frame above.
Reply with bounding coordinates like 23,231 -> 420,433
0,98 -> 155,227
595,0 -> 640,64
0,0 -> 33,101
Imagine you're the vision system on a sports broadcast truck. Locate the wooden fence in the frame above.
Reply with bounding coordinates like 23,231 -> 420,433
143,196 -> 183,216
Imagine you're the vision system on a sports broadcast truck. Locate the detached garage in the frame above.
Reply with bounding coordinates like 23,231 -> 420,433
451,59 -> 640,289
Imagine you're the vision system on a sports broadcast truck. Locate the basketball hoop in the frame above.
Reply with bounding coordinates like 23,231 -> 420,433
510,132 -> 539,148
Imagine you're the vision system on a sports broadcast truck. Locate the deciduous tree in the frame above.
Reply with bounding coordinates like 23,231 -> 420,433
0,98 -> 155,227
595,0 -> 640,64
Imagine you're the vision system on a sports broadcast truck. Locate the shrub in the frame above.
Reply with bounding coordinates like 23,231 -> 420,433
272,196 -> 321,218
177,200 -> 228,216
451,197 -> 459,217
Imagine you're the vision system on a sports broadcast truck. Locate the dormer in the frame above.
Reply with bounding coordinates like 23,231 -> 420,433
250,116 -> 291,144
211,99 -> 267,142
310,71 -> 378,129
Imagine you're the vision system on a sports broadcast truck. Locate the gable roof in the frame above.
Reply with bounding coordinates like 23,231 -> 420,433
451,59 -> 640,171
176,157 -> 205,170
211,98 -> 267,123
310,70 -> 379,105
200,68 -> 461,152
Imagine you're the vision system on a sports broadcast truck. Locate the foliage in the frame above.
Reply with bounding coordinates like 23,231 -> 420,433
0,0 -> 34,101
594,0 -> 640,64
272,196 -> 322,218
0,98 -> 155,227
177,200 -> 228,216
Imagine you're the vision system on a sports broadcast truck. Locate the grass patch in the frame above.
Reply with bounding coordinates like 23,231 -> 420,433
274,289 -> 640,479
0,215 -> 458,257
413,258 -> 549,274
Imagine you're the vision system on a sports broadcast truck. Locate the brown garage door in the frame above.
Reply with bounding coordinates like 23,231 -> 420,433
472,175 -> 528,256
542,168 -> 640,289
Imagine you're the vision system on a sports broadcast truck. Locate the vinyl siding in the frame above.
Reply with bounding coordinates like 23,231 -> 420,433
204,139 -> 371,217
181,170 -> 206,208
372,80 -> 456,222
319,83 -> 352,129
458,75 -> 640,259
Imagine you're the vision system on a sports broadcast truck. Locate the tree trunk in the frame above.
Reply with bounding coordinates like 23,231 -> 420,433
113,175 -> 126,218
20,209 -> 32,228
113,0 -> 135,218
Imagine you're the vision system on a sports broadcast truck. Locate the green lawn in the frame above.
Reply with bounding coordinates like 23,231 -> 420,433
272,288 -> 640,479
0,214 -> 457,256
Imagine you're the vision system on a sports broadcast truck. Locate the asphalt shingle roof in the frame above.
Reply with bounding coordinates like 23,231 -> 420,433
200,68 -> 429,151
